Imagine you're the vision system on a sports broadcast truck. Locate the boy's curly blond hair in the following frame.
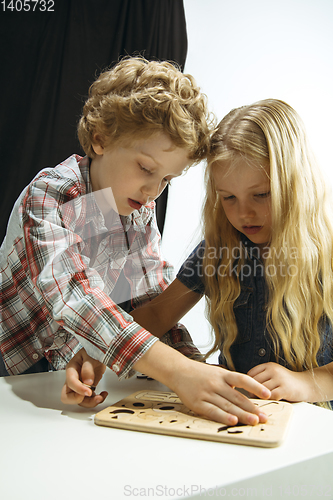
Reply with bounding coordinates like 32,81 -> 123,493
77,56 -> 213,162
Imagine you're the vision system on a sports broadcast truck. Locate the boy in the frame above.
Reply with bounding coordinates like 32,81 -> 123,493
1,57 -> 269,425
0,57 -> 210,379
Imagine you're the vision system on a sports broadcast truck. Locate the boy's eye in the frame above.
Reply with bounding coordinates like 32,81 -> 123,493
139,164 -> 152,175
139,164 -> 171,186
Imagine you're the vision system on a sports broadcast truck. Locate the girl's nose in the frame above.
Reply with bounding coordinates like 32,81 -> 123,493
238,200 -> 255,219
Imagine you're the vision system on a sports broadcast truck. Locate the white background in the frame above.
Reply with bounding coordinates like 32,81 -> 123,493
161,0 -> 333,361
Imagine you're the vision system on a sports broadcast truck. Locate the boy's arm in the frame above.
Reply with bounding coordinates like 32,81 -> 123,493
125,210 -> 202,358
134,342 -> 271,425
22,176 -> 162,378
248,362 -> 333,403
61,278 -> 200,406
61,278 -> 200,405
135,278 -> 203,360
61,279 -> 271,425
124,205 -> 174,309
62,342 -> 271,425
131,278 -> 201,338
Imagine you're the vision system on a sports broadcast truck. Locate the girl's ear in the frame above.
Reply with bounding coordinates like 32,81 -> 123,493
92,134 -> 105,156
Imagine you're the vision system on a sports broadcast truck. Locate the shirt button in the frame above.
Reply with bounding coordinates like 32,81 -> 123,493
258,348 -> 266,357
32,353 -> 39,360
112,363 -> 120,373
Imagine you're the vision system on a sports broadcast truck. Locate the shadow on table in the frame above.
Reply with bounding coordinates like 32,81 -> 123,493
3,370 -> 106,421
4,368 -> 168,423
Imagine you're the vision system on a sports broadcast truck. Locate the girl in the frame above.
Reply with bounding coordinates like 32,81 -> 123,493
64,99 -> 333,421
184,98 -> 333,407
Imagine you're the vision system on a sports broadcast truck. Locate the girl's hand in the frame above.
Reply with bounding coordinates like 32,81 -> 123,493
61,348 -> 108,408
248,362 -> 312,402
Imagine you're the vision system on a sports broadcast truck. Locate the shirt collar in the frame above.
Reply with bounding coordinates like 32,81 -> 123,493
239,233 -> 263,263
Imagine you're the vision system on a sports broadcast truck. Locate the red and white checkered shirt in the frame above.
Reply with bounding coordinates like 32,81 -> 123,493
0,155 -> 200,377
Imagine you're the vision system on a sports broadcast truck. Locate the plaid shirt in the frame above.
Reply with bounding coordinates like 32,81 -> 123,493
0,155 -> 200,378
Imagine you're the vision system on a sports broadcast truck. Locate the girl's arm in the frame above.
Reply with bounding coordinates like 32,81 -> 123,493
248,362 -> 333,403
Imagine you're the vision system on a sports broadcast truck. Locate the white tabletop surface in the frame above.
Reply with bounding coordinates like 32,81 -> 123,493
1,369 -> 333,500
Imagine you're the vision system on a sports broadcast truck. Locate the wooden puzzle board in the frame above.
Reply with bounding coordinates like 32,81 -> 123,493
94,390 -> 293,448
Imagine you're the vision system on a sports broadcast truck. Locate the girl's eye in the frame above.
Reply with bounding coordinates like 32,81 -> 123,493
255,191 -> 270,198
222,195 -> 235,201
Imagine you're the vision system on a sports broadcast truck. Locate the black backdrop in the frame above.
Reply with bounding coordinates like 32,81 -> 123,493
0,0 -> 188,242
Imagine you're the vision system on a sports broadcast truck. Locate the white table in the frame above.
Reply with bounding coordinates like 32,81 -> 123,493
1,370 -> 333,500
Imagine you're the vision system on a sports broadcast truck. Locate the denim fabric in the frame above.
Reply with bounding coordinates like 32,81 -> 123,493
177,238 -> 333,374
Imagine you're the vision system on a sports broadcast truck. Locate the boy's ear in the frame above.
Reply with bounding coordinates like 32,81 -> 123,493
92,134 -> 105,155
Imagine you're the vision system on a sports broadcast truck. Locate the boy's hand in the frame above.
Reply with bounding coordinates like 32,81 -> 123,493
170,360 -> 271,426
134,342 -> 271,426
61,348 -> 108,408
248,362 -> 311,402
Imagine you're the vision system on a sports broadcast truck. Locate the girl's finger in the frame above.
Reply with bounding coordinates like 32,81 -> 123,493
268,388 -> 283,401
247,364 -> 268,378
250,371 -> 272,385
226,371 -> 271,400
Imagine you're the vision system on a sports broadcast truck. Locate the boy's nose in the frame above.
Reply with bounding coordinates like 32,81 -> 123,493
142,180 -> 164,201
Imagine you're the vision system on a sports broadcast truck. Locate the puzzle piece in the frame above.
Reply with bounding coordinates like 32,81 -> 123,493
94,390 -> 293,448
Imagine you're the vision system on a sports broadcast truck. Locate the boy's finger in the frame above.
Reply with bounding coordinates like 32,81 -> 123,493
205,402 -> 267,427
198,398 -> 254,427
66,366 -> 92,397
215,387 -> 257,421
218,387 -> 268,424
81,360 -> 96,386
60,384 -> 85,405
78,391 -> 108,408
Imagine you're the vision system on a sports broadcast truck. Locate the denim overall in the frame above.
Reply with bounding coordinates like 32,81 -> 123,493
177,238 -> 333,373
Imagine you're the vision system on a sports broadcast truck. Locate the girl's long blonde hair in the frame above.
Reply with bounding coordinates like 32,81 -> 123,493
203,99 -> 333,390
